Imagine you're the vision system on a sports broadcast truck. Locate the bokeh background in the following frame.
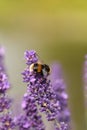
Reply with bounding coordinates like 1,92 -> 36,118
0,1 -> 87,130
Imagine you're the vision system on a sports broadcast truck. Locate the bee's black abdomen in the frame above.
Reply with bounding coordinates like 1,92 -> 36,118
43,64 -> 50,72
42,64 -> 50,76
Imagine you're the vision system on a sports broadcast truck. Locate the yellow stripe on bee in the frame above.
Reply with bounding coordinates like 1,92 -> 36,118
29,64 -> 34,72
37,64 -> 42,72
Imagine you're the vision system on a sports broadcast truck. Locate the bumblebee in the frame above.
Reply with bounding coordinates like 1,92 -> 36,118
29,62 -> 50,76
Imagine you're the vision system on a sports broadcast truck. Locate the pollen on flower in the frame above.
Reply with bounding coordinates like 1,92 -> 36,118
5,121 -> 10,126
42,103 -> 47,107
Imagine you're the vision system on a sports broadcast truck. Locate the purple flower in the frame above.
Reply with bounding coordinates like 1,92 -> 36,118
22,93 -> 37,115
22,50 -> 64,129
0,47 -> 16,130
27,75 -> 61,121
17,93 -> 45,130
55,122 -> 69,130
16,115 -> 31,130
0,94 -> 12,112
0,114 -> 16,130
24,50 -> 38,65
17,114 -> 45,130
0,73 -> 10,93
22,67 -> 32,83
51,63 -> 71,130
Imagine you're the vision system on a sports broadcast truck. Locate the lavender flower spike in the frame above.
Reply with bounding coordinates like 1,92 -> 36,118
0,47 -> 16,129
22,50 -> 66,130
17,93 -> 45,130
51,63 -> 71,130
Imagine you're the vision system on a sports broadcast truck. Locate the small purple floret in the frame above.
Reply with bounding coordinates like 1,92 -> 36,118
24,50 -> 38,65
0,114 -> 16,130
0,73 -> 10,93
0,95 -> 12,112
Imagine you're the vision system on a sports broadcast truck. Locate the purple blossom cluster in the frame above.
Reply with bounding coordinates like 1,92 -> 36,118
22,50 -> 71,130
0,47 -> 71,130
17,93 -> 45,130
0,94 -> 12,112
51,64 -> 70,130
0,47 -> 16,130
16,50 -> 45,130
0,73 -> 10,93
0,113 -> 15,130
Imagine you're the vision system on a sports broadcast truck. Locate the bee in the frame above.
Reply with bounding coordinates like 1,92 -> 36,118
29,62 -> 50,77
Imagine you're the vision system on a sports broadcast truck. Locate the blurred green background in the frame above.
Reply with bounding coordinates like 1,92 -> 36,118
0,1 -> 87,130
